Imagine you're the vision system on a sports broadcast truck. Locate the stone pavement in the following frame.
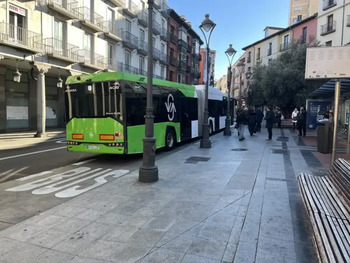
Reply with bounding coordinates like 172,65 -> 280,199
0,126 -> 324,263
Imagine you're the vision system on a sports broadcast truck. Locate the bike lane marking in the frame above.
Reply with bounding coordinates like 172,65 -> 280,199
0,146 -> 66,161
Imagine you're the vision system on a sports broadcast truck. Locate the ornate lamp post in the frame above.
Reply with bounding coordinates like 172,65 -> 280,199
139,0 -> 158,182
199,14 -> 216,148
236,61 -> 245,108
223,44 -> 237,136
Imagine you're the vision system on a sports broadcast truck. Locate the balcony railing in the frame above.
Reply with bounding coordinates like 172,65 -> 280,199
160,52 -> 168,64
178,39 -> 188,50
169,56 -> 178,66
170,32 -> 177,43
121,31 -> 138,49
320,21 -> 336,35
38,0 -> 79,20
280,42 -> 289,52
160,28 -> 169,41
123,1 -> 138,18
192,53 -> 201,61
76,7 -> 105,32
102,21 -> 122,41
152,20 -> 161,35
137,40 -> 148,55
153,0 -> 161,9
161,2 -> 170,18
116,62 -> 140,74
137,11 -> 148,27
77,49 -> 106,69
0,22 -> 42,52
43,37 -> 79,62
102,0 -> 124,8
323,0 -> 336,10
153,47 -> 160,61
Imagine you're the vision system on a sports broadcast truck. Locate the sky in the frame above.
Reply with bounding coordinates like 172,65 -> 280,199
167,0 -> 290,80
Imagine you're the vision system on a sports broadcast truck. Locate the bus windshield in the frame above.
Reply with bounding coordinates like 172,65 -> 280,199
65,81 -> 123,121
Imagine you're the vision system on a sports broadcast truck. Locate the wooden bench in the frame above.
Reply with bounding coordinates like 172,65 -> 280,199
298,158 -> 350,263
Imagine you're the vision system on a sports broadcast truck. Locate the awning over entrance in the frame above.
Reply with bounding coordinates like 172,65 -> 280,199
310,79 -> 350,98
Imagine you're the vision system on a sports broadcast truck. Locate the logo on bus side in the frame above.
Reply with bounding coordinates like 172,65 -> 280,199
165,94 -> 176,121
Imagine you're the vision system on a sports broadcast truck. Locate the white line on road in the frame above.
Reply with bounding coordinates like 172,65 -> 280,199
0,146 -> 66,161
73,159 -> 96,166
0,166 -> 29,182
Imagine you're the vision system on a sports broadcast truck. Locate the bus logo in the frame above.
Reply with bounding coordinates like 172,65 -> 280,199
165,94 -> 176,121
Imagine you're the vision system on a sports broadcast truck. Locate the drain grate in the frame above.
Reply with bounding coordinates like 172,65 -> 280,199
231,148 -> 248,151
185,156 -> 210,164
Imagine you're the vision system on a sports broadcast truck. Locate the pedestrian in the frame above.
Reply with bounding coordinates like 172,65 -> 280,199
297,106 -> 307,136
291,108 -> 298,130
265,106 -> 275,140
255,107 -> 264,132
236,106 -> 248,141
248,107 -> 257,136
275,107 -> 282,128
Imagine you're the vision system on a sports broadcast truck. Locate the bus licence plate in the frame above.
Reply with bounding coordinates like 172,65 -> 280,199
87,145 -> 100,150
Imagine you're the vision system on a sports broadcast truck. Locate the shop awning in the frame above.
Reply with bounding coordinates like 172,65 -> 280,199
309,79 -> 350,98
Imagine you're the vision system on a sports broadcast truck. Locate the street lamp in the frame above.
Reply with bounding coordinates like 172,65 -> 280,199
199,14 -> 216,148
245,71 -> 252,106
223,44 -> 237,136
139,0 -> 158,183
236,61 -> 245,108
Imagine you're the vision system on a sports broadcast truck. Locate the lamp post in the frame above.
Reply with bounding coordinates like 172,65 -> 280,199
245,71 -> 252,107
236,61 -> 245,108
139,0 -> 158,182
199,14 -> 216,148
223,44 -> 237,136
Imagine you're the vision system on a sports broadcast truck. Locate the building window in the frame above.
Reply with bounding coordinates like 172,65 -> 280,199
327,15 -> 334,32
247,52 -> 251,63
108,43 -> 114,66
161,66 -> 164,79
125,50 -> 131,71
302,27 -> 307,43
325,41 -> 332,46
257,48 -> 261,60
297,15 -> 302,22
139,56 -> 145,75
268,43 -> 272,56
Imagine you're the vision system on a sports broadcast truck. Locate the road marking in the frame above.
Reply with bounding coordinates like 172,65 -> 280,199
6,167 -> 130,198
0,146 -> 66,161
0,167 -> 28,183
73,159 -> 96,166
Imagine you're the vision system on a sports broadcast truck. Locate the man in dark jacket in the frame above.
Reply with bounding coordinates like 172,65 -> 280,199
236,107 -> 248,141
265,106 -> 275,140
255,107 -> 264,132
298,106 -> 307,136
248,107 -> 257,136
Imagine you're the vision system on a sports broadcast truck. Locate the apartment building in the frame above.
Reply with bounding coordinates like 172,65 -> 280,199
167,10 -> 202,85
289,0 -> 318,25
199,49 -> 216,85
317,0 -> 350,46
0,0 -> 184,132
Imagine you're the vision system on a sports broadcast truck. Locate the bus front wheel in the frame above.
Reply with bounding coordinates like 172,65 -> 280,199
165,129 -> 176,151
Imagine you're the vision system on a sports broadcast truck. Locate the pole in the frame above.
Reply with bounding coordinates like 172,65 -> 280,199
139,0 -> 158,182
331,80 -> 340,164
224,66 -> 231,136
200,46 -> 211,148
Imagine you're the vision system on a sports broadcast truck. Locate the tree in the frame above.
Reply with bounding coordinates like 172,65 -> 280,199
248,41 -> 324,116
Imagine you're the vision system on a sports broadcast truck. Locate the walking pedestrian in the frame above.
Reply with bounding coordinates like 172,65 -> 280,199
265,106 -> 275,140
297,106 -> 307,136
248,107 -> 257,136
255,107 -> 264,132
236,107 -> 248,141
275,107 -> 282,128
291,108 -> 298,130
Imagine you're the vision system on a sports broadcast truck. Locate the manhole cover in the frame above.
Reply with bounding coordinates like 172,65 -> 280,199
185,156 -> 210,164
231,148 -> 248,151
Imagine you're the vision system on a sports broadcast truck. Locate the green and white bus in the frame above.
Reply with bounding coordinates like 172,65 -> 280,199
64,71 -> 234,154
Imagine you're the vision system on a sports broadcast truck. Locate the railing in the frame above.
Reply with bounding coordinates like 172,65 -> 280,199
138,40 -> 147,54
169,56 -> 178,66
103,21 -> 122,38
323,0 -> 336,10
43,38 -> 79,60
153,47 -> 160,60
160,28 -> 169,41
170,32 -> 177,43
124,0 -> 138,16
160,52 -> 168,64
121,31 -> 138,49
0,22 -> 42,50
137,11 -> 148,26
161,2 -> 170,17
280,42 -> 289,52
152,20 -> 161,35
77,49 -> 106,68
192,53 -> 201,61
178,60 -> 187,70
320,21 -> 336,35
178,39 -> 188,50
76,7 -> 105,30
39,0 -> 79,16
116,62 -> 140,74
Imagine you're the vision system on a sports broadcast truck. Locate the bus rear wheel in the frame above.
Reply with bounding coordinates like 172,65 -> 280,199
165,129 -> 176,151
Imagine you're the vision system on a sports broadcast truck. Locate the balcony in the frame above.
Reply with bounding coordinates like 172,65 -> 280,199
122,1 -> 138,18
320,21 -> 336,35
137,40 -> 148,55
170,32 -> 177,44
323,0 -> 337,11
178,60 -> 187,72
160,28 -> 169,41
191,70 -> 201,79
153,0 -> 161,10
178,39 -> 188,50
137,11 -> 148,27
186,65 -> 191,72
103,21 -> 122,42
77,49 -> 107,69
161,2 -> 170,18
169,56 -> 178,67
101,0 -> 124,8
0,22 -> 42,53
38,0 -> 79,20
280,42 -> 289,52
152,20 -> 161,35
121,31 -> 138,49
159,52 -> 168,64
76,7 -> 105,33
153,47 -> 160,61
43,38 -> 79,63
187,44 -> 192,53
192,53 -> 201,61
116,62 -> 140,74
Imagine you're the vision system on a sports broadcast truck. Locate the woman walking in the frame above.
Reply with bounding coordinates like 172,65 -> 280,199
265,106 -> 275,140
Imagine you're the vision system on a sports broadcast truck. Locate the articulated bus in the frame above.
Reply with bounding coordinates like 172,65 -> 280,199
64,71 -> 234,154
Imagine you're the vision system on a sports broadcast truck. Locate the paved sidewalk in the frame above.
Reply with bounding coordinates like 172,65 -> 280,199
0,127 -> 320,262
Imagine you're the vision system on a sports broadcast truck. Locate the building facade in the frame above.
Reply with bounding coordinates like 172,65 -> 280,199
289,0 -> 318,25
199,49 -> 216,85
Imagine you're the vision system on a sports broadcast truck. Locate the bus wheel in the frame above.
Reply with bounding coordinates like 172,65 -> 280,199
165,129 -> 176,151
